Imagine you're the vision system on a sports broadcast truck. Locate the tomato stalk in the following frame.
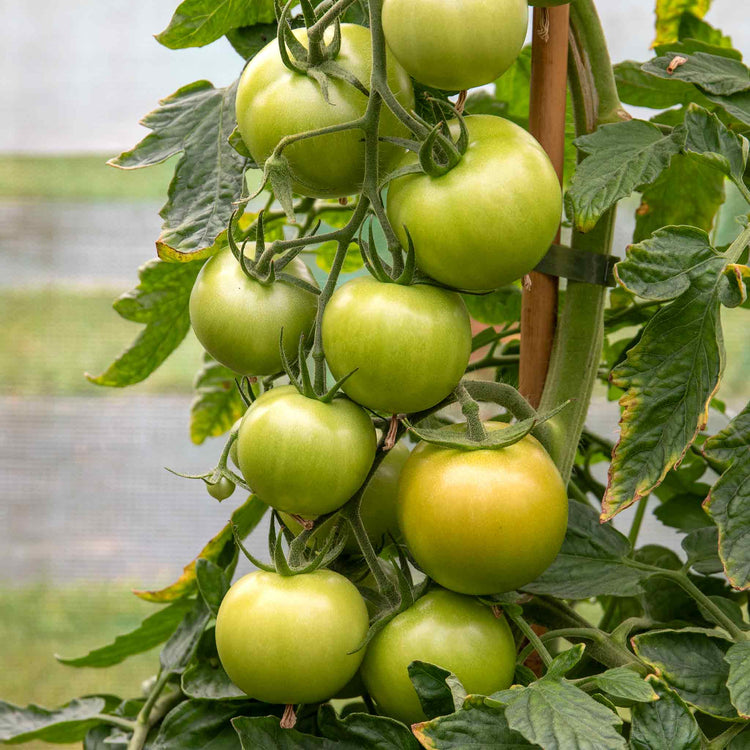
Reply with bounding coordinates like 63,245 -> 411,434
538,0 -> 625,484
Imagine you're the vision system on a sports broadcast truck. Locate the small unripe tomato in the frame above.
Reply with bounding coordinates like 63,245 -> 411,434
237,386 -> 377,516
206,476 -> 235,501
397,424 -> 568,594
382,0 -> 528,91
189,250 -> 318,376
216,570 -> 369,704
361,589 -> 516,725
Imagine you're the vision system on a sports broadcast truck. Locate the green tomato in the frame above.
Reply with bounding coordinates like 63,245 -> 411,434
281,441 -> 411,553
237,386 -> 377,515
386,115 -> 562,292
382,0 -> 528,91
361,588 -> 516,725
216,570 -> 369,704
235,24 -> 414,198
206,476 -> 235,501
229,418 -> 242,468
322,277 -> 472,414
398,423 -> 568,594
189,250 -> 318,377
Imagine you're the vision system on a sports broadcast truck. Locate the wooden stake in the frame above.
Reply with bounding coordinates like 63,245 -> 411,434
519,5 -> 570,408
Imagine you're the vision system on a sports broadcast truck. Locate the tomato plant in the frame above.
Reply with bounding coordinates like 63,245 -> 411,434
398,423 -> 568,594
386,115 -> 562,291
382,0 -> 528,91
215,570 -> 369,704
10,0 -> 750,748
237,385 -> 377,515
361,588 -> 516,725
322,276 -> 472,413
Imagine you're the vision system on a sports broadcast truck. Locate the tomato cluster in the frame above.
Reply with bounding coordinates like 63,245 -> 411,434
188,1 -> 568,726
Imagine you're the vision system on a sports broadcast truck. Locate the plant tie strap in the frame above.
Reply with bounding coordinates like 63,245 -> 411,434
534,243 -> 618,287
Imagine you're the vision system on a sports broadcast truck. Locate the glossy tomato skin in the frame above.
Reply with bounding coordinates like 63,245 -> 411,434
361,588 -> 516,725
386,115 -> 562,292
398,424 -> 568,594
216,570 -> 369,704
281,440 -> 411,552
382,0 -> 528,91
321,277 -> 472,414
236,24 -> 414,198
189,251 -> 318,376
237,386 -> 377,516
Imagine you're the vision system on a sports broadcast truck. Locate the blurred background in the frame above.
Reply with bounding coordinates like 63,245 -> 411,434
1,0 -> 748,741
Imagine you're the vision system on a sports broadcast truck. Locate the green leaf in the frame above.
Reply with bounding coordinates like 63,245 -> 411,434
593,668 -> 659,704
703,402 -> 750,589
111,80 -> 246,261
182,627 -> 245,701
160,598 -> 211,673
134,495 -> 267,603
316,705 -> 420,748
489,675 -> 626,749
226,23 -> 278,60
567,120 -> 684,233
632,628 -> 737,718
603,227 -> 737,518
654,0 -> 711,46
644,52 -> 750,97
86,259 -> 204,388
315,241 -> 363,274
412,696 -> 535,748
196,558 -> 230,617
408,662 -> 467,720
654,493 -> 713,531
151,700 -> 248,749
683,105 -> 750,191
630,679 -> 702,750
462,286 -> 522,326
156,0 -> 275,50
492,46 -> 532,126
190,354 -> 246,445
523,502 -> 646,598
633,153 -> 725,244
614,60 -> 698,110
682,525 -> 724,575
726,641 -> 750,718
56,598 -> 194,668
233,715 -> 341,749
677,13 -> 733,49
0,697 -> 106,744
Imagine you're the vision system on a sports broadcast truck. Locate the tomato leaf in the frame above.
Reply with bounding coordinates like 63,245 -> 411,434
614,60 -> 700,110
487,668 -> 626,750
156,0 -> 275,50
233,715 -> 349,749
151,700 -> 252,749
682,526 -> 723,575
0,697 -> 109,745
134,495 -> 267,603
111,80 -> 246,261
523,502 -> 647,598
629,679 -> 702,750
603,227 -> 747,519
190,354 -> 246,445
654,0 -> 712,47
316,704 -> 420,748
462,286 -> 522,326
196,558 -> 231,617
592,668 -> 659,704
412,696 -> 535,749
407,662 -> 467,720
85,258 -> 203,387
725,641 -> 750,718
567,120 -> 684,233
645,52 -> 750,97
160,598 -> 211,674
55,598 -> 194,668
182,628 -> 246,701
632,628 -> 737,719
703,402 -> 750,590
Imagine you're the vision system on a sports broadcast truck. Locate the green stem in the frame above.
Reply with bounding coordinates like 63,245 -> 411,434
127,670 -> 173,750
708,723 -> 748,750
94,715 -> 136,732
507,610 -> 554,669
455,383 -> 488,442
627,496 -> 649,548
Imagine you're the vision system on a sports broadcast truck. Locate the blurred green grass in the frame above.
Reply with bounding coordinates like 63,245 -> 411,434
0,154 -> 174,202
0,584 -> 160,750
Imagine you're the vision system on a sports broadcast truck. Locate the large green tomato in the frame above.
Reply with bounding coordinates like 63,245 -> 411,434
361,589 -> 516,725
235,24 -> 414,198
281,440 -> 411,553
398,423 -> 568,594
382,0 -> 528,91
189,250 -> 318,376
216,570 -> 368,704
321,277 -> 472,414
237,386 -> 377,516
386,115 -> 562,292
